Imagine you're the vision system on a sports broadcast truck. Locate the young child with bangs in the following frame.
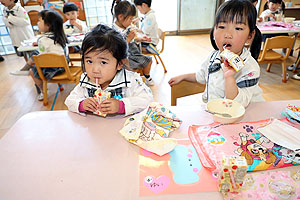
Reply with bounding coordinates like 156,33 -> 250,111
111,0 -> 154,86
65,24 -> 153,116
169,0 -> 264,107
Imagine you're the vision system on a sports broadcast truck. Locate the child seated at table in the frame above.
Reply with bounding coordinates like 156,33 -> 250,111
63,2 -> 87,53
111,0 -> 154,86
65,24 -> 153,116
134,0 -> 159,54
28,9 -> 69,101
259,0 -> 285,22
168,0 -> 264,108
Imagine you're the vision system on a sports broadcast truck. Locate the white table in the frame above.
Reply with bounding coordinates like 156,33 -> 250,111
0,100 -> 299,200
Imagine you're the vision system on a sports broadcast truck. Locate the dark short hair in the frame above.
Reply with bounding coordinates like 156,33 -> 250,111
81,24 -> 128,72
134,0 -> 151,7
63,2 -> 78,13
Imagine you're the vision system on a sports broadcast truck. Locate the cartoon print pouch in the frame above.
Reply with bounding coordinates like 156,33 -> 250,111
120,102 -> 182,156
188,118 -> 300,172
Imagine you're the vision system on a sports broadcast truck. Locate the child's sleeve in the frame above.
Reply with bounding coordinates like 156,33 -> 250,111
142,14 -> 156,35
195,52 -> 212,84
120,74 -> 153,116
80,20 -> 88,34
65,84 -> 87,114
233,59 -> 264,107
6,7 -> 31,26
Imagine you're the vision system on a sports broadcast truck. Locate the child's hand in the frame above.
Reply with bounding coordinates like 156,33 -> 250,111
223,59 -> 237,78
257,17 -> 263,22
126,30 -> 136,42
99,99 -> 119,114
132,17 -> 140,25
265,13 -> 275,20
168,76 -> 183,86
82,97 -> 99,113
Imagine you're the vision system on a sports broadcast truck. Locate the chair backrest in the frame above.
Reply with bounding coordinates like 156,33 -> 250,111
157,28 -> 165,53
33,53 -> 73,81
171,80 -> 205,106
28,10 -> 39,25
259,35 -> 295,62
68,0 -> 87,21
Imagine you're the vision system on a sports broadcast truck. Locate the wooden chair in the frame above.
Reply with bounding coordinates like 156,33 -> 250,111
143,28 -> 167,73
33,53 -> 82,106
28,10 -> 39,26
258,35 -> 296,83
171,80 -> 205,106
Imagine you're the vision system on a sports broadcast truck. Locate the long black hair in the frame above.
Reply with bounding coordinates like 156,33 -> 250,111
38,9 -> 68,48
210,0 -> 262,60
80,24 -> 128,72
111,0 -> 136,22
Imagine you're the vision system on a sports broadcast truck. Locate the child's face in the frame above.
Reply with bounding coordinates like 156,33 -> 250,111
118,14 -> 134,28
84,49 -> 123,89
0,0 -> 15,9
268,2 -> 280,12
38,17 -> 49,33
65,11 -> 78,21
214,18 -> 253,55
136,3 -> 148,15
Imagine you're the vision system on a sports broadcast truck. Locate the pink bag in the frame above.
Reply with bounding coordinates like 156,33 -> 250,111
188,118 -> 300,172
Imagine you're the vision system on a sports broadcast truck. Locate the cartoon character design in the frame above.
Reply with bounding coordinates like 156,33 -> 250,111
207,131 -> 226,145
268,180 -> 296,199
279,148 -> 300,165
169,145 -> 202,184
234,133 -> 277,169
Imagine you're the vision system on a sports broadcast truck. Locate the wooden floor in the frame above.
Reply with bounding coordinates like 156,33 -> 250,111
0,34 -> 300,137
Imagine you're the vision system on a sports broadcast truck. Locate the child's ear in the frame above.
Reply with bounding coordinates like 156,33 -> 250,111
246,30 -> 255,44
117,59 -> 127,70
117,14 -> 124,21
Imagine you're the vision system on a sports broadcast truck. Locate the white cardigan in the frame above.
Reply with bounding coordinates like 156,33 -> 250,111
65,69 -> 153,116
2,4 -> 34,47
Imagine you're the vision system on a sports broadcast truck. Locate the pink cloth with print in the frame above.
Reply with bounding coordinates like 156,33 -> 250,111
225,170 -> 300,200
188,118 -> 300,172
257,21 -> 300,31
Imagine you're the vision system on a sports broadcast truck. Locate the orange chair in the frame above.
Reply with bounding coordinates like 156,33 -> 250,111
33,53 -> 82,106
143,28 -> 167,73
258,35 -> 295,83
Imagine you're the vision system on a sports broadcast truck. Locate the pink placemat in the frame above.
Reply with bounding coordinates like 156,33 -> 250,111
139,139 -> 218,196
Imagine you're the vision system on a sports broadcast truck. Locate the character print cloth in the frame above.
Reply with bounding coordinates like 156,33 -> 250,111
120,102 -> 182,156
188,118 -> 300,172
225,170 -> 300,200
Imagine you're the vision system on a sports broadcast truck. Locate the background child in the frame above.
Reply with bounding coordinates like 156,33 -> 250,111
169,0 -> 264,108
134,0 -> 159,54
260,0 -> 285,22
1,0 -> 35,75
63,2 -> 87,34
29,9 -> 69,101
65,24 -> 153,116
111,0 -> 154,86
63,2 -> 87,53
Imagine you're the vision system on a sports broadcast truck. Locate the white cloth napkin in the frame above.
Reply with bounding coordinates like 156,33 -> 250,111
257,119 -> 300,151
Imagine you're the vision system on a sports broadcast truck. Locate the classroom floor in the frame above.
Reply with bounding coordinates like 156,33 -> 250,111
0,34 -> 300,138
